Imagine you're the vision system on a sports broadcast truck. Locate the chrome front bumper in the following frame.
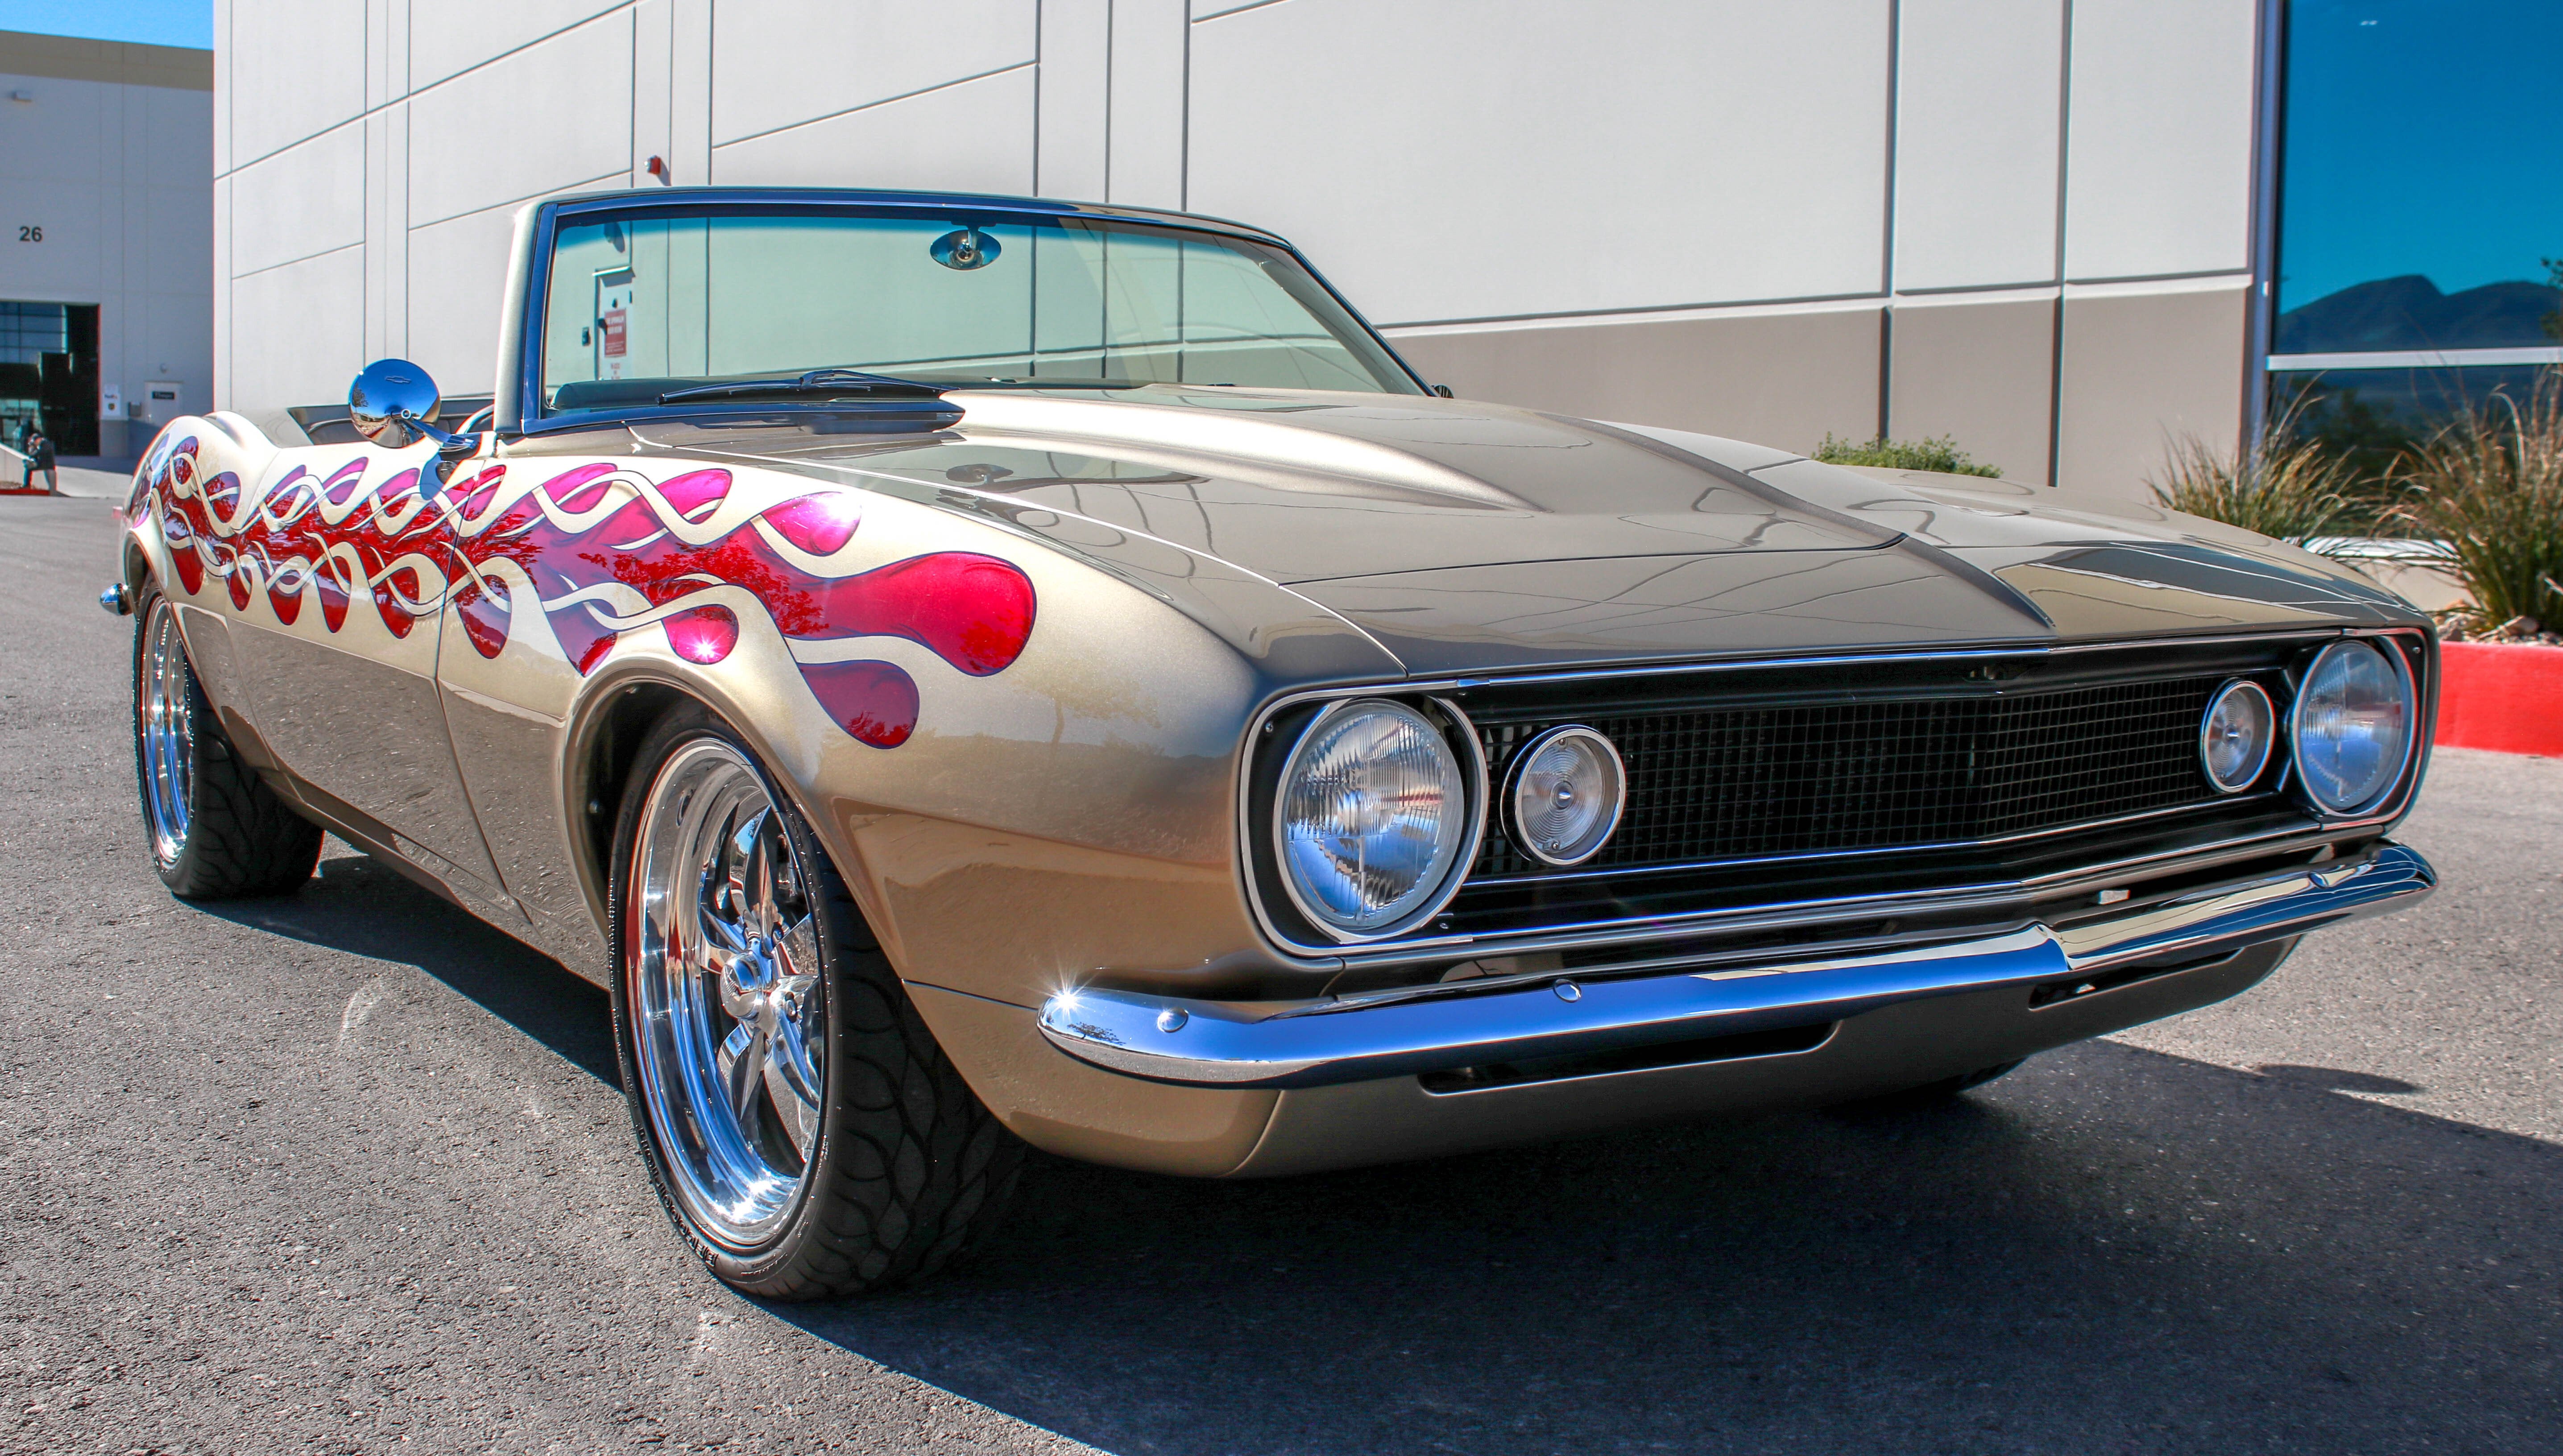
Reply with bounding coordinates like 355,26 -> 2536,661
1038,844 -> 2434,1089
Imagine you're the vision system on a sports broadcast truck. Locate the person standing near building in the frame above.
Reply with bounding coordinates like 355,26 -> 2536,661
22,428 -> 56,494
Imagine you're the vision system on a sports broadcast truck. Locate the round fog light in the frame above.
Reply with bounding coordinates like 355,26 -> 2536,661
1506,725 -> 1626,867
2199,679 -> 2275,793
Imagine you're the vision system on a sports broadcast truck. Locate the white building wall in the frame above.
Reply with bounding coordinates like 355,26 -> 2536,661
214,0 -> 2266,497
0,32 -> 213,459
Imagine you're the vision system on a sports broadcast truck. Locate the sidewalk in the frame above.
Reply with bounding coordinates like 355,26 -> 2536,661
48,465 -> 135,500
1,465 -> 130,500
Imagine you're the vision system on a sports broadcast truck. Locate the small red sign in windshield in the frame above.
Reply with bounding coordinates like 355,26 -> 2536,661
601,308 -> 627,358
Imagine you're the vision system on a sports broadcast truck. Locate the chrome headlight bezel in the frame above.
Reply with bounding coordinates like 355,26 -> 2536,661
2198,678 -> 2277,795
1264,696 -> 1487,945
1503,724 -> 1627,867
2287,638 -> 2419,818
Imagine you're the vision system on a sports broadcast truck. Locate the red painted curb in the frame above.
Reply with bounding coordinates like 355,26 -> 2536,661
2436,641 -> 2563,757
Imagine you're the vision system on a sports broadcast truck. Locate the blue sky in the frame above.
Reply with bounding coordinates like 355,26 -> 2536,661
2278,0 -> 2563,308
0,0 -> 210,48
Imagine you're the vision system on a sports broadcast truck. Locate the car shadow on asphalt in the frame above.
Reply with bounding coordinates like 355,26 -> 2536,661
200,848 -> 618,1084
189,853 -> 2563,1453
772,1044 -> 2562,1456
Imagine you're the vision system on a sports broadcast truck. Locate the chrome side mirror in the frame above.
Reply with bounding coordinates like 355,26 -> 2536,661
349,358 -> 484,477
349,359 -> 443,448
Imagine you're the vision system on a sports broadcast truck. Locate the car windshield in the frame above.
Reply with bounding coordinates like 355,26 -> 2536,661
537,205 -> 1424,418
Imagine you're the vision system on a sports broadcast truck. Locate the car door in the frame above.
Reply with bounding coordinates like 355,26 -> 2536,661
431,448 -> 704,964
222,438 -> 518,913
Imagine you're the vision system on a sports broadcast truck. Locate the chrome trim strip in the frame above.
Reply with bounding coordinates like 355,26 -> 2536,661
1416,625 -> 2396,697
1233,627 -> 2430,966
1043,844 -> 2434,1088
1329,816 -> 2360,970
1462,793 -> 2275,889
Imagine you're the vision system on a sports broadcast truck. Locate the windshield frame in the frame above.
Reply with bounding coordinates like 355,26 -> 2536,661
504,189 -> 1432,437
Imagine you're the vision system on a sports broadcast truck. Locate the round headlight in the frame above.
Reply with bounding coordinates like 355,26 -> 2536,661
1274,699 -> 1473,939
2199,679 -> 2275,794
1506,725 -> 1626,866
2291,640 -> 2413,815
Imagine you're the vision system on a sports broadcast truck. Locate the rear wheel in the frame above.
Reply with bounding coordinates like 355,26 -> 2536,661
609,706 -> 1021,1298
132,584 -> 322,898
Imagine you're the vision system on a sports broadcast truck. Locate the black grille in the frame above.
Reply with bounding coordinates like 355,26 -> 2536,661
1474,675 -> 2228,878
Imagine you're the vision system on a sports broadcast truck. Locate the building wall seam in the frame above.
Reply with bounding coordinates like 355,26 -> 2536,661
707,60 -> 1037,155
213,2 -> 641,181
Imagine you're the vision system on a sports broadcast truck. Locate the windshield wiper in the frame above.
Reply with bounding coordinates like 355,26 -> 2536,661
658,368 -> 948,404
936,377 -> 1148,390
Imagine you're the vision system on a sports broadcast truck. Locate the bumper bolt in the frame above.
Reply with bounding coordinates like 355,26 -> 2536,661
1155,1007 -> 1188,1033
1553,980 -> 1582,1002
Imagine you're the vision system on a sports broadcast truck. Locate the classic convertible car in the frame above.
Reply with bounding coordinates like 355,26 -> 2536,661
112,187 -> 2435,1298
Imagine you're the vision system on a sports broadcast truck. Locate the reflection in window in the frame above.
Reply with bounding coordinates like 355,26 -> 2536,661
2269,364 -> 2547,528
2274,0 -> 2563,356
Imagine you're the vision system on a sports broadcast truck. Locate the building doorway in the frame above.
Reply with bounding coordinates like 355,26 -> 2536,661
0,301 -> 100,457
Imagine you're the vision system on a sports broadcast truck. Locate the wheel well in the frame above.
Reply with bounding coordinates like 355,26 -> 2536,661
124,538 -> 150,594
573,684 -> 883,950
576,682 -> 686,901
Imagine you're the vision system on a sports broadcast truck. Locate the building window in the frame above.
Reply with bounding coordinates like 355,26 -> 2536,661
2274,0 -> 2563,361
0,301 -> 98,456
2269,0 -> 2561,508
0,301 -> 72,365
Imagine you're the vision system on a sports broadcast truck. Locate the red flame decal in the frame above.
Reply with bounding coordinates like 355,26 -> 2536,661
147,454 -> 1032,749
802,552 -> 1035,676
660,468 -> 732,522
544,463 -> 619,511
797,660 -> 919,749
453,578 -> 509,659
665,604 -> 740,665
764,492 -> 863,556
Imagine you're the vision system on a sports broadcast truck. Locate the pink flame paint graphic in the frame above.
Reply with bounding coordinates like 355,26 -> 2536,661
141,437 -> 1035,749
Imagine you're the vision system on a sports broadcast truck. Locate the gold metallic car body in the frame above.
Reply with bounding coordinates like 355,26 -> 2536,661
118,193 -> 2438,1180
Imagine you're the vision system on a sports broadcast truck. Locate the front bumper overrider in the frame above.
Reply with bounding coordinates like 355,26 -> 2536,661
1037,844 -> 2434,1090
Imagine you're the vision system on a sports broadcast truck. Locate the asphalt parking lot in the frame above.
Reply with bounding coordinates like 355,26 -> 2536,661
4,494 -> 2557,1455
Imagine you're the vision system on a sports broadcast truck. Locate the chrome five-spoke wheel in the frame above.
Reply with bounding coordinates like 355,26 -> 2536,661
139,597 -> 195,866
126,583 -> 321,898
612,710 -> 1024,1298
627,738 -> 829,1249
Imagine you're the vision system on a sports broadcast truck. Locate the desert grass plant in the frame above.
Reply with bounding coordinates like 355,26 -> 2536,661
2389,367 -> 2563,633
1812,433 -> 2001,477
2148,404 -> 2356,550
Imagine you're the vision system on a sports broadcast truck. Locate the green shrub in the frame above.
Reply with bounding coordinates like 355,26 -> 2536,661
2148,410 -> 2356,549
2389,367 -> 2563,630
1811,433 -> 2001,477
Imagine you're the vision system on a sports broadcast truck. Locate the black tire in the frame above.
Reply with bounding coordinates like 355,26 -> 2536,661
607,703 -> 1022,1299
131,582 -> 323,898
1828,1058 -> 2027,1113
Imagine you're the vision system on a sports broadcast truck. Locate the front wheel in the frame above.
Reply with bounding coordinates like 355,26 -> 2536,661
609,707 -> 1022,1299
132,584 -> 322,898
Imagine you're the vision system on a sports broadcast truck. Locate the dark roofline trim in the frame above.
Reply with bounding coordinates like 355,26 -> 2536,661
0,29 -> 212,92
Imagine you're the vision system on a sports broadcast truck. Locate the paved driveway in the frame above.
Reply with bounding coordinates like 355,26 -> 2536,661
4,496 -> 2555,1454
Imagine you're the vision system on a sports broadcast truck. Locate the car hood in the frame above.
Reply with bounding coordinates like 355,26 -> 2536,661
638,386 -> 2422,678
